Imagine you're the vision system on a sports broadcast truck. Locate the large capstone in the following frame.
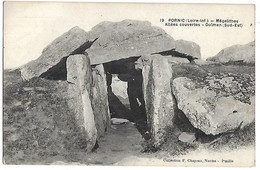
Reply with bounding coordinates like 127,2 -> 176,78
86,20 -> 175,65
86,20 -> 201,65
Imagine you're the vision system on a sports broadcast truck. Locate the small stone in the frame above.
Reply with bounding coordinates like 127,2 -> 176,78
111,118 -> 130,125
23,87 -> 34,91
14,101 -> 22,106
178,132 -> 196,143
35,87 -> 47,91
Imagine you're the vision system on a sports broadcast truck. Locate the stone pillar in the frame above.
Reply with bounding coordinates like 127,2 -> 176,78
91,64 -> 111,138
143,56 -> 177,147
66,54 -> 97,152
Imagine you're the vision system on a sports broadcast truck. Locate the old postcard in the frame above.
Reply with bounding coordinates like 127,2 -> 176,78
3,2 -> 255,167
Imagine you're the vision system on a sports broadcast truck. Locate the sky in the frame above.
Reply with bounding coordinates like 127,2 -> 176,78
4,2 -> 255,69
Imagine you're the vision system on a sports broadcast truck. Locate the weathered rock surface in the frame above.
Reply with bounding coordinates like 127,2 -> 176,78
143,55 -> 176,146
21,27 -> 92,80
86,20 -> 175,65
86,20 -> 200,65
207,41 -> 255,64
91,64 -> 111,138
171,76 -> 255,135
66,54 -> 97,152
67,54 -> 93,90
173,39 -> 201,59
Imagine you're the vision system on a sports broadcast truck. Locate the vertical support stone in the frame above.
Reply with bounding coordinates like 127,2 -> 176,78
144,56 -> 176,147
91,64 -> 111,138
142,64 -> 151,118
66,54 -> 97,152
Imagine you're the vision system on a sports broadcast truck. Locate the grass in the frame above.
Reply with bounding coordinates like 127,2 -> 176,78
201,63 -> 255,75
3,69 -> 90,164
208,122 -> 255,151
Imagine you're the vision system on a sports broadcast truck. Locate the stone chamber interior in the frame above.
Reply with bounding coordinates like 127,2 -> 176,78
104,57 -> 150,140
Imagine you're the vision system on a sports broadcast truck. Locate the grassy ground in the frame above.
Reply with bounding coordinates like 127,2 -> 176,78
3,69 -> 145,165
208,122 -> 255,151
3,70 -> 91,164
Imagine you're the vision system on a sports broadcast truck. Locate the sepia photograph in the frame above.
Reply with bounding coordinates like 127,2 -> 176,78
2,1 -> 257,167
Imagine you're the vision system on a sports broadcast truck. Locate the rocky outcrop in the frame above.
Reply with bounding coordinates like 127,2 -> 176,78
143,55 -> 176,146
20,27 -> 93,80
66,54 -> 97,152
91,64 -> 110,138
171,75 -> 255,135
207,41 -> 255,64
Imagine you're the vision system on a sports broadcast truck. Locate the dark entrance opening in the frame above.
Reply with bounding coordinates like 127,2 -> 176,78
104,57 -> 149,139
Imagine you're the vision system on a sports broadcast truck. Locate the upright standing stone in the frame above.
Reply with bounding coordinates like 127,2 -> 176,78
91,64 -> 111,138
66,54 -> 97,152
144,56 -> 176,147
142,62 -> 151,126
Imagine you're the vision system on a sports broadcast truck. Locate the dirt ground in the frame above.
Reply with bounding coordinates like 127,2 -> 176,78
51,122 -> 144,165
51,122 -> 255,166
